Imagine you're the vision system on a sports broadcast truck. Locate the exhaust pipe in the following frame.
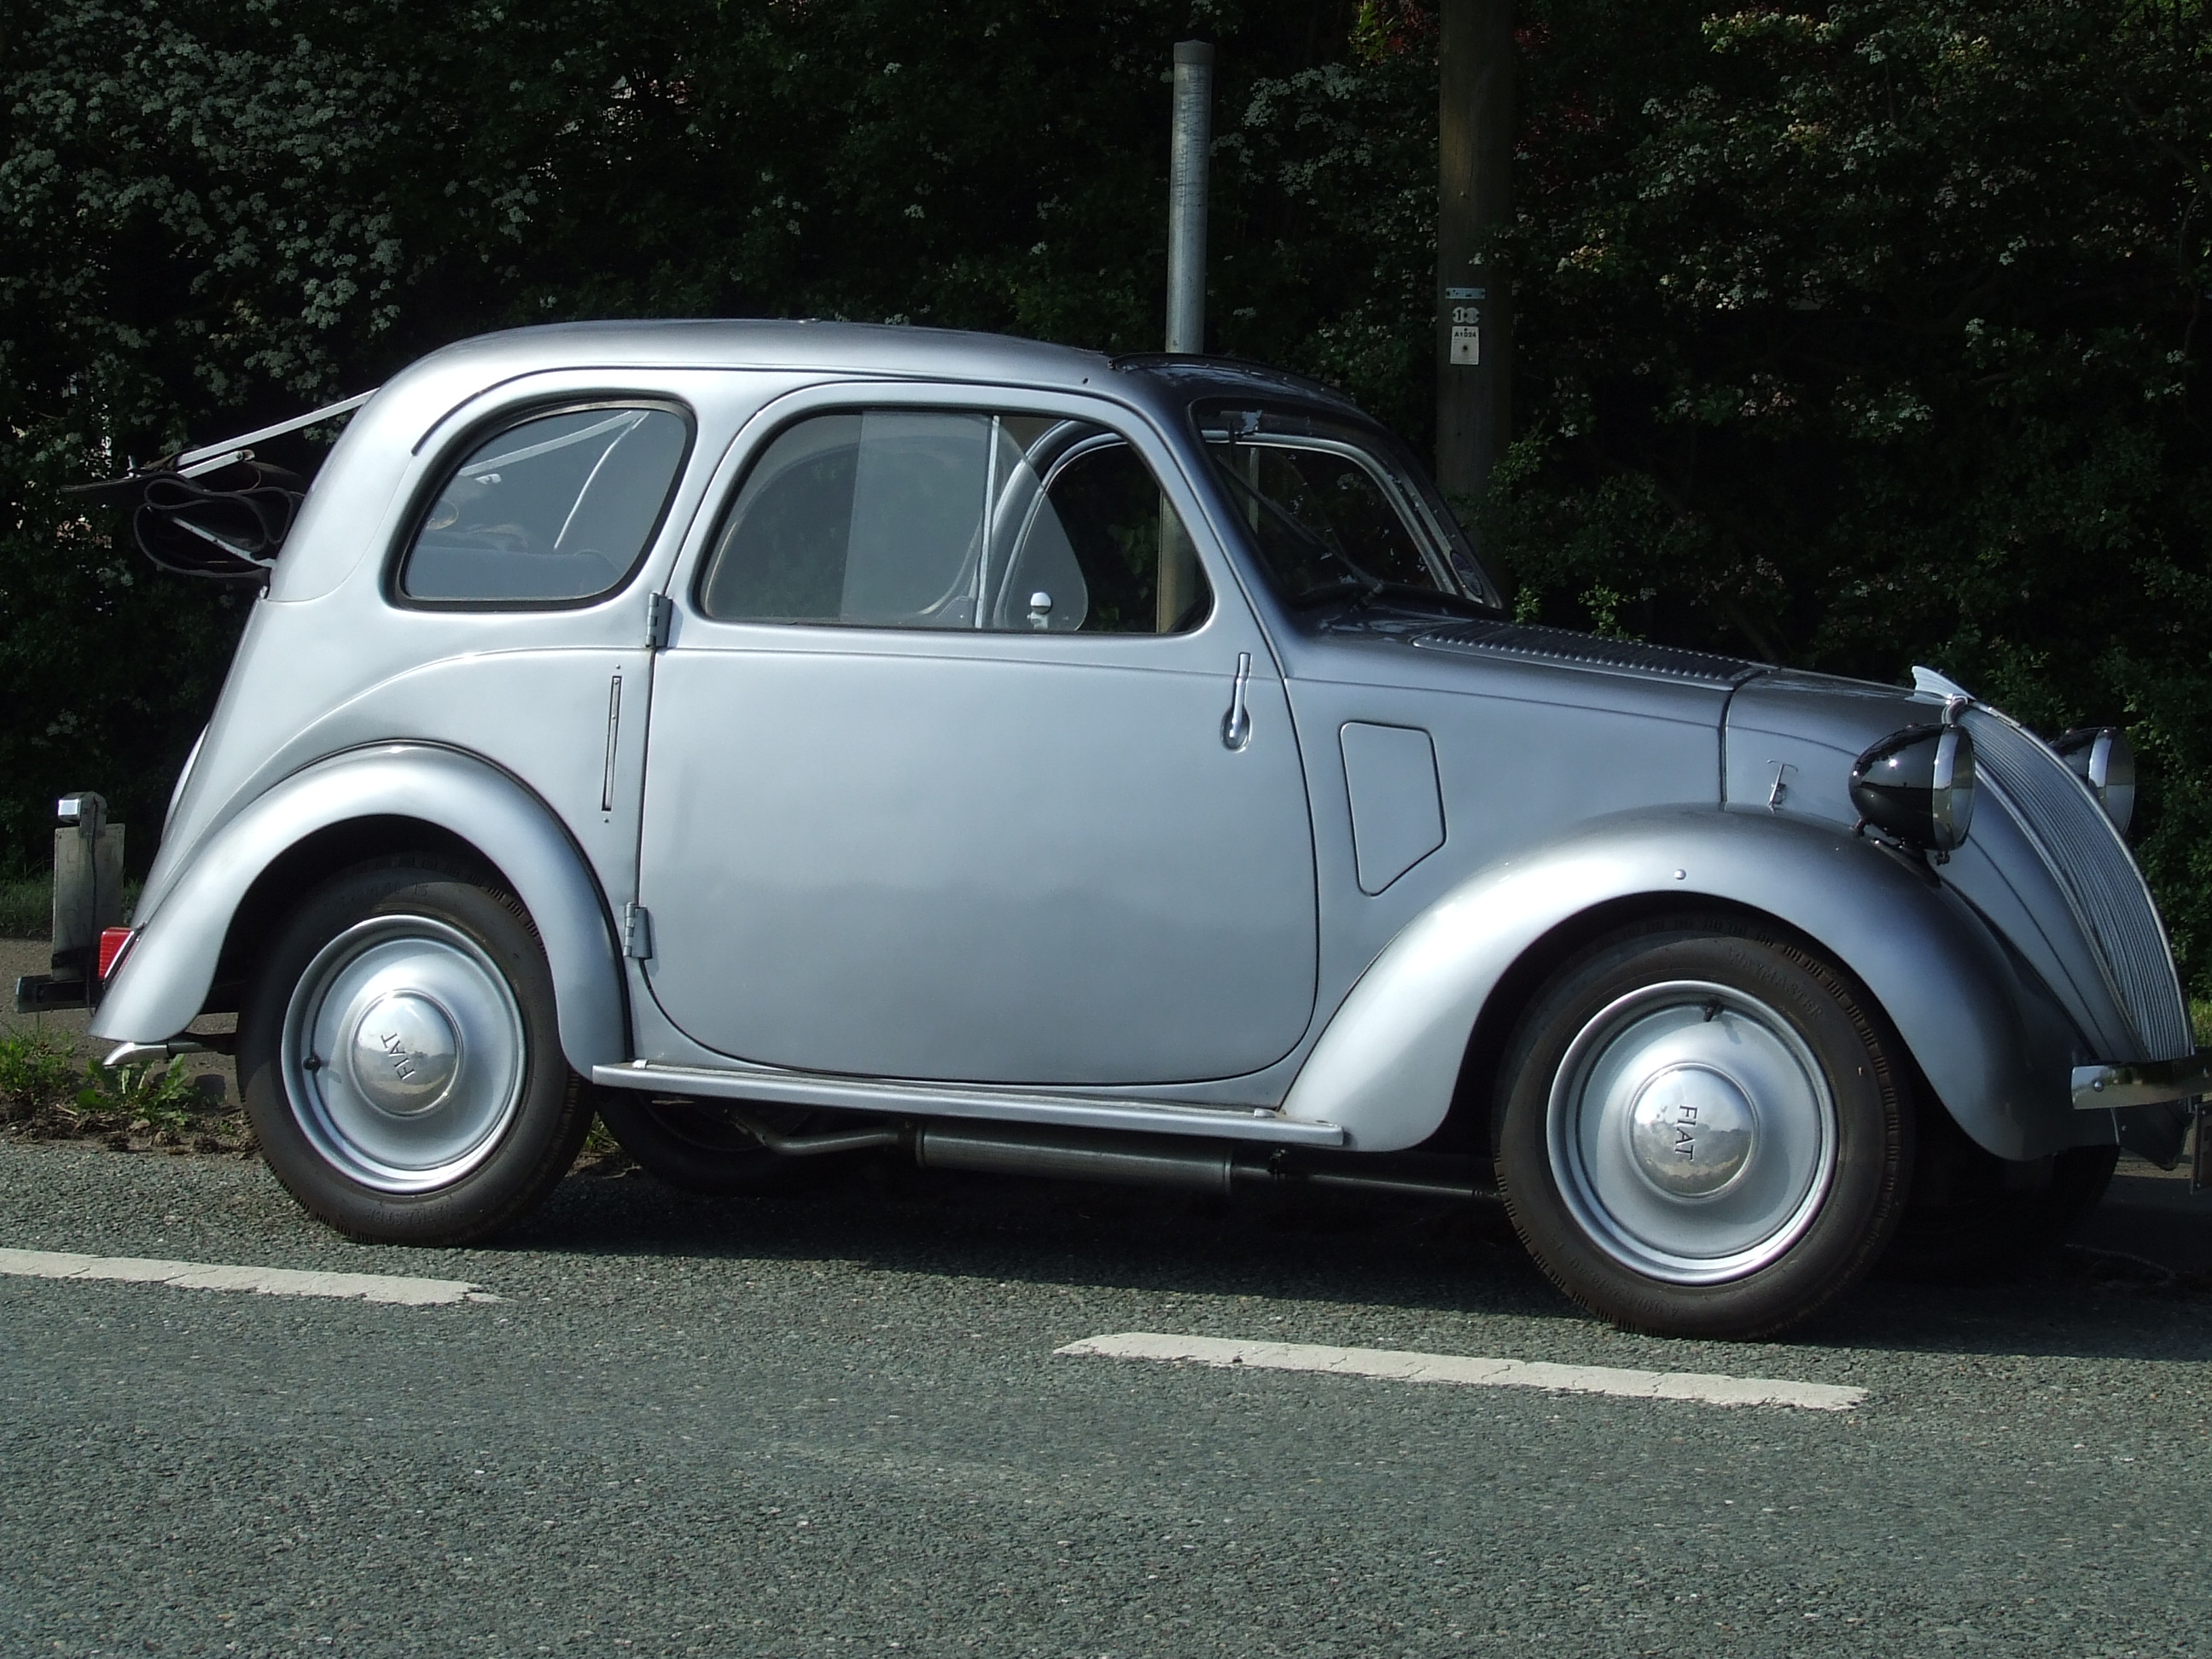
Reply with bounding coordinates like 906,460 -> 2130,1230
707,1107 -> 1495,1203
915,1121 -> 1494,1204
917,1121 -> 1235,1192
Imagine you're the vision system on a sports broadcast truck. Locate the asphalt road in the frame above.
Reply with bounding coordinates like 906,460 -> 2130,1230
2,1138 -> 2209,1658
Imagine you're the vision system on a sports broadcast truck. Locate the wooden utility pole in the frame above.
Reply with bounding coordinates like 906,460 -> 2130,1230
1435,0 -> 1514,518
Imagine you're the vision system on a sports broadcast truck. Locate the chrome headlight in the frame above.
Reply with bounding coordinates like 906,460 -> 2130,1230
2055,726 -> 2134,835
1849,724 -> 1976,853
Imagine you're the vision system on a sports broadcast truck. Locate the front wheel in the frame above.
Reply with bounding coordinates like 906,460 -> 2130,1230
1494,916 -> 1913,1339
238,859 -> 593,1244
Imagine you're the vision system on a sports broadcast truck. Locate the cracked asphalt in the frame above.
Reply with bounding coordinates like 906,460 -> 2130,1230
1,1137 -> 2209,1657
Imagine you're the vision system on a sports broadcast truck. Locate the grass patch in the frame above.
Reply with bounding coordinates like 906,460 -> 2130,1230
0,1031 -> 251,1153
0,1029 -> 616,1171
0,876 -> 47,939
0,1031 -> 77,1112
0,871 -> 143,940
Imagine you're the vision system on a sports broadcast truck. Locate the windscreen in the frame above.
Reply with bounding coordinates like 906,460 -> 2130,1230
1194,401 -> 1499,612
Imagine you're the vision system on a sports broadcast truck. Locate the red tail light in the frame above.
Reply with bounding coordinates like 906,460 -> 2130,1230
98,928 -> 135,980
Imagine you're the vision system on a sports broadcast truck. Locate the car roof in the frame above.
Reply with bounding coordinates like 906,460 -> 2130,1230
269,322 -> 1377,606
405,320 -> 1368,418
413,318 -> 1111,388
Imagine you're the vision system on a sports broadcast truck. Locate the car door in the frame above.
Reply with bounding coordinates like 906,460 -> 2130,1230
634,387 -> 1318,1086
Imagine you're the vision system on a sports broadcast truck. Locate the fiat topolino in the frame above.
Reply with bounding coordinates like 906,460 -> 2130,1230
69,322 -> 2209,1337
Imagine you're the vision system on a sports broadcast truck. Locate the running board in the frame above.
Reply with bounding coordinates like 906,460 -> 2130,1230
589,1062 -> 1347,1148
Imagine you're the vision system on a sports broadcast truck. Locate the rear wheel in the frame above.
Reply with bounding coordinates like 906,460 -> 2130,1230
238,859 -> 592,1244
1494,916 -> 1913,1339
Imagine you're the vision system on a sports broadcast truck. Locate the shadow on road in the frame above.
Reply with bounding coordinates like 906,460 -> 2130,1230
495,1147 -> 2212,1364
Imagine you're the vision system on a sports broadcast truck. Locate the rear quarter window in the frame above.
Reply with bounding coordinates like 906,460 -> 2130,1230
399,403 -> 690,606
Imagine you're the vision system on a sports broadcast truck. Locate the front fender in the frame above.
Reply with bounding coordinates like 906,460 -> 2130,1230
1283,806 -> 2073,1160
90,745 -> 626,1076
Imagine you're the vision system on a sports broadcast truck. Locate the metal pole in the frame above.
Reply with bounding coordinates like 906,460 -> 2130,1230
1157,39 -> 1214,629
1166,40 -> 1214,354
1436,0 -> 1514,515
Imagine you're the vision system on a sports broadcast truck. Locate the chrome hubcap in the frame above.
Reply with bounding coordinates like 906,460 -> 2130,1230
347,992 -> 462,1115
1626,1063 -> 1757,1197
1548,981 -> 1835,1284
282,917 -> 526,1193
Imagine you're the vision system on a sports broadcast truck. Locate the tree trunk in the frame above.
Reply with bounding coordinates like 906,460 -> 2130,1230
1436,0 -> 1515,521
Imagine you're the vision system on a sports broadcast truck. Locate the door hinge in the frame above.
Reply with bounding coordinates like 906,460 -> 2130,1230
646,592 -> 674,650
622,902 -> 655,960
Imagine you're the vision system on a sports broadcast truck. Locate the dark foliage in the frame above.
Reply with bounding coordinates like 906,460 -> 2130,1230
1493,1 -> 2212,978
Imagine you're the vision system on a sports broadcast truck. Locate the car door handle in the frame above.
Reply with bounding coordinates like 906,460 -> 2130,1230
1221,652 -> 1252,751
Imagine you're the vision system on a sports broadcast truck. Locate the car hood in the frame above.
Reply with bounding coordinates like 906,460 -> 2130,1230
1721,665 -> 1941,823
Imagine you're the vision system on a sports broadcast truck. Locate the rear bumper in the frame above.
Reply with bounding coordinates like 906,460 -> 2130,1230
2073,1052 -> 2212,1111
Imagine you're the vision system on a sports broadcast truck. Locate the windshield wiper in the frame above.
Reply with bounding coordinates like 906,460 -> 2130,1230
1209,457 -> 1376,591
1300,579 -> 1497,626
1285,573 -> 1386,610
1365,581 -> 1491,616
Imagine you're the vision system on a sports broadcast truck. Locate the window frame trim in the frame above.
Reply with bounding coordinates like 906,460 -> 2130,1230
689,393 -> 1219,639
1190,399 -> 1505,611
1206,431 -> 1464,596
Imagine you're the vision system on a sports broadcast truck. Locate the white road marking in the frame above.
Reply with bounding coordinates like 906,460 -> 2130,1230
1057,1332 -> 1866,1412
0,1248 -> 498,1307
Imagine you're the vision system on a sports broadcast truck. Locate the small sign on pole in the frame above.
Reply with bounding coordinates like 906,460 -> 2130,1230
16,793 -> 124,1013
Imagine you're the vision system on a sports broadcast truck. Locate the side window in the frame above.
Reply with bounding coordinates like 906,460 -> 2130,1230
698,409 -> 1212,634
991,434 -> 1212,634
700,410 -> 992,627
399,404 -> 690,604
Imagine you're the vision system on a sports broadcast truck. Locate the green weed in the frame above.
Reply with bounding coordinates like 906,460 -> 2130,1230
0,1031 -> 78,1120
79,1057 -> 201,1134
0,1028 -> 245,1149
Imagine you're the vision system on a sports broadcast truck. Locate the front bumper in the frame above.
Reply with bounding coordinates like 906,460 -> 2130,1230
2071,1051 -> 2212,1111
2075,1054 -> 2209,1188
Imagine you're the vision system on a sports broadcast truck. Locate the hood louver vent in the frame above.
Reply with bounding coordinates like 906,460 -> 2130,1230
1413,620 -> 1756,686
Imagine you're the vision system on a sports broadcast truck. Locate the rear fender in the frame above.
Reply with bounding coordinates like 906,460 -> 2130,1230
1283,807 -> 2072,1160
90,746 -> 626,1074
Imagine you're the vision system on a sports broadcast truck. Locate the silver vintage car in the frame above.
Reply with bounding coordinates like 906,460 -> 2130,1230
72,321 -> 2208,1337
